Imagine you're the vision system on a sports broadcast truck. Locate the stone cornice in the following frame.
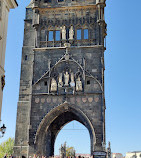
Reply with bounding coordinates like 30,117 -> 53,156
36,4 -> 97,12
33,45 -> 104,51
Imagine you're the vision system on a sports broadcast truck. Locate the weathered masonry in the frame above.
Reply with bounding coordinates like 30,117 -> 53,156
14,0 -> 107,157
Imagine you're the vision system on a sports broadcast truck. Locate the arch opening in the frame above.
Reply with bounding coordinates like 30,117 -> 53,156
35,104 -> 96,157
54,120 -> 91,156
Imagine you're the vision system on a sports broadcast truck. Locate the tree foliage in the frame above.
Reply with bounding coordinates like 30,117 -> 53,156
60,142 -> 76,157
0,138 -> 14,158
66,146 -> 76,157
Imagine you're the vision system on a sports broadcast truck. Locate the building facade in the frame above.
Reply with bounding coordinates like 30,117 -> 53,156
0,0 -> 18,122
112,153 -> 123,158
126,152 -> 141,158
14,0 -> 107,157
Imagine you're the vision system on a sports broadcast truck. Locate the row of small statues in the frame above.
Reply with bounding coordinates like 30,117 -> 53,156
62,26 -> 74,40
51,72 -> 82,92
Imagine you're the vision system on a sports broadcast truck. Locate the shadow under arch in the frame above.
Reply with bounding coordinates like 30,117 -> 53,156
34,103 -> 96,157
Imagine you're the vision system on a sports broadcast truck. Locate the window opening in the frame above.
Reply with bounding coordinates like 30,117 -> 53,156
56,30 -> 60,41
77,29 -> 81,40
25,55 -> 28,61
84,29 -> 88,39
87,80 -> 90,85
49,31 -> 54,41
41,30 -> 46,41
66,28 -> 69,40
44,81 -> 47,86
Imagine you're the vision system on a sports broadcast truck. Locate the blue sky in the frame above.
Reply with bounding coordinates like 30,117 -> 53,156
0,0 -> 141,156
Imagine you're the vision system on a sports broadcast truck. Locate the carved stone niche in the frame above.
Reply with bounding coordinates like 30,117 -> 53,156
49,61 -> 84,94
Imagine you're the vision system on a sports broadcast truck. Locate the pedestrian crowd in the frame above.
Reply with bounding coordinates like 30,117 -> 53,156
3,154 -> 91,158
3,154 -> 14,158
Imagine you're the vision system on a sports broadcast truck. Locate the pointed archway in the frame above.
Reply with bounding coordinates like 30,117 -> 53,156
34,103 -> 96,157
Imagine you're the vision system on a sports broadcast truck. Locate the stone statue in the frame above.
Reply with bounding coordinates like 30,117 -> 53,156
76,76 -> 82,91
70,72 -> 75,87
107,142 -> 111,158
58,73 -> 63,87
50,78 -> 57,92
64,71 -> 69,86
69,26 -> 74,40
62,26 -> 66,40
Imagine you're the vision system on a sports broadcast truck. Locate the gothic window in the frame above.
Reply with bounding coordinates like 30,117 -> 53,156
84,29 -> 89,39
55,30 -> 60,41
40,29 -> 46,41
48,31 -> 54,41
44,81 -> 47,86
77,29 -> 81,40
25,55 -> 28,61
87,80 -> 90,85
44,0 -> 51,3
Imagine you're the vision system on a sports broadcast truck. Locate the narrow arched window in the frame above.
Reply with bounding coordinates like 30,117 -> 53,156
84,29 -> 89,39
48,31 -> 54,41
56,30 -> 60,41
77,29 -> 81,40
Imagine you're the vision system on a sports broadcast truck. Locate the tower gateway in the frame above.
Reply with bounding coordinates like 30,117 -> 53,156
14,0 -> 107,157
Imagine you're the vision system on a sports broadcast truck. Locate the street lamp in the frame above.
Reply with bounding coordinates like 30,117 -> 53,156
0,124 -> 6,137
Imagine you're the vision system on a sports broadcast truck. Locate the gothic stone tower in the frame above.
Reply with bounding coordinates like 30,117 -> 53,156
14,0 -> 107,157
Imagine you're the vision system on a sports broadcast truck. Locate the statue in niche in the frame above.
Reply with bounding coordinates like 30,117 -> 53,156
64,71 -> 69,86
58,73 -> 63,87
76,76 -> 82,91
69,26 -> 74,40
50,78 -> 57,92
70,72 -> 75,87
62,26 -> 66,40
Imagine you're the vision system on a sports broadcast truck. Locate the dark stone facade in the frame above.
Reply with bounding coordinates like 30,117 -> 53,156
14,0 -> 107,157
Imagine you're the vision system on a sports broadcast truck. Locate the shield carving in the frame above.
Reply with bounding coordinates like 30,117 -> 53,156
47,97 -> 51,103
94,97 -> 99,102
41,98 -> 45,103
88,97 -> 93,103
58,97 -> 63,104
70,98 -> 75,104
52,98 -> 57,103
35,98 -> 40,103
82,97 -> 87,103
76,97 -> 81,103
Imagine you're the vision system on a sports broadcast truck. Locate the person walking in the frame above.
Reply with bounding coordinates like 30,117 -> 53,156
3,154 -> 7,158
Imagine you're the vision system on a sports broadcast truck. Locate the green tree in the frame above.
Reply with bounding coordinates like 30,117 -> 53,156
66,146 -> 76,157
0,138 -> 14,158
